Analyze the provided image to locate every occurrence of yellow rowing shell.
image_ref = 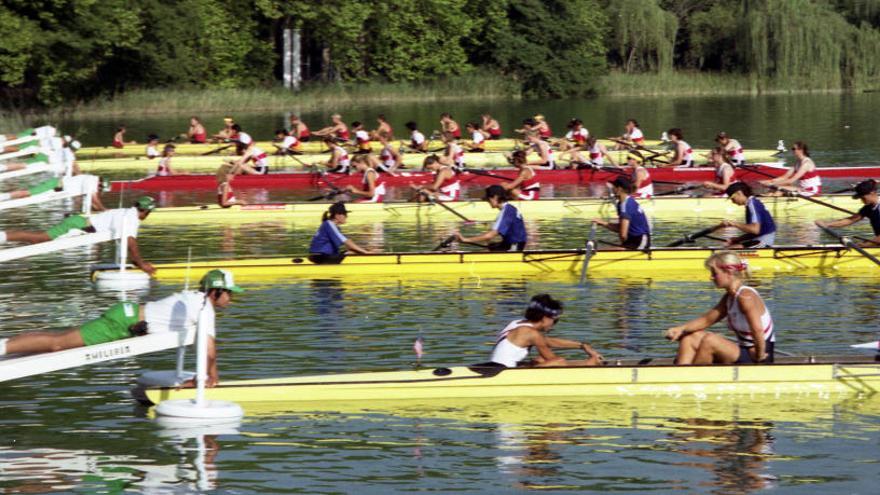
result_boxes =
[143,195,862,226]
[78,148,783,173]
[79,138,666,158]
[140,356,880,405]
[103,246,880,283]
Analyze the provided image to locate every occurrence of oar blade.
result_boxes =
[852,341,880,350]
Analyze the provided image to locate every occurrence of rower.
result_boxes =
[274,129,302,155]
[438,132,465,171]
[212,117,235,142]
[374,114,393,140]
[440,113,461,139]
[0,135,79,175]
[405,121,428,152]
[0,269,242,387]
[513,117,537,137]
[481,113,502,140]
[489,294,604,368]
[718,182,776,248]
[0,173,106,212]
[585,135,617,167]
[351,121,372,154]
[664,128,694,167]
[715,132,745,166]
[308,202,374,264]
[815,179,880,247]
[455,185,527,251]
[313,114,349,143]
[217,163,244,208]
[145,134,160,159]
[184,117,206,144]
[562,118,589,150]
[112,125,135,148]
[289,115,311,141]
[701,147,736,194]
[525,132,556,169]
[617,118,645,149]
[665,251,775,365]
[346,155,386,203]
[533,114,553,140]
[233,129,269,175]
[323,137,351,174]
[376,131,401,174]
[0,196,158,275]
[416,155,460,201]
[629,157,653,199]
[465,122,487,152]
[592,177,651,250]
[501,151,541,200]
[760,141,821,196]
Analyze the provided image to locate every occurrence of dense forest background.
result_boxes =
[2,0,880,106]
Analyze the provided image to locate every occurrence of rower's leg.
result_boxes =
[5,328,85,354]
[675,331,710,365]
[0,230,51,244]
[693,333,741,365]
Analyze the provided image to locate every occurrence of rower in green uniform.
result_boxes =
[455,185,527,251]
[0,174,107,212]
[815,179,880,247]
[0,269,242,386]
[0,196,157,275]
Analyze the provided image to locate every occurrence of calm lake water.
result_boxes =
[3,94,880,493]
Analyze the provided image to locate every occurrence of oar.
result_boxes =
[579,222,597,285]
[463,168,510,181]
[734,162,778,180]
[655,184,702,196]
[769,185,856,216]
[817,224,880,267]
[432,234,457,251]
[418,190,475,224]
[201,143,234,156]
[666,225,721,247]
[307,188,344,201]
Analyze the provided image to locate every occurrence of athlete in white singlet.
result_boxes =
[416,155,460,202]
[715,132,746,166]
[501,151,541,200]
[665,251,775,365]
[525,133,555,169]
[664,128,694,167]
[702,147,736,194]
[760,141,821,196]
[346,155,386,203]
[628,157,653,198]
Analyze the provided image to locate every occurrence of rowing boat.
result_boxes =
[111,163,803,192]
[79,148,784,174]
[142,195,861,225]
[92,245,880,282]
[78,138,666,158]
[137,355,880,405]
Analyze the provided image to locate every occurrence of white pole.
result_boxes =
[292,28,302,91]
[194,305,209,407]
[117,214,128,273]
[283,28,292,90]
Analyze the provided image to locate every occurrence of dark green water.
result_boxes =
[3,94,880,493]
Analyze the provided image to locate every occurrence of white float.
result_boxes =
[93,212,151,290]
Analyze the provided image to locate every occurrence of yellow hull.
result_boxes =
[78,148,782,173]
[102,246,880,283]
[141,358,880,405]
[144,195,862,226]
[79,138,665,158]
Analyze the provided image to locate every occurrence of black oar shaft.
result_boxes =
[666,225,719,247]
[819,225,880,267]
[772,186,856,216]
[419,191,474,223]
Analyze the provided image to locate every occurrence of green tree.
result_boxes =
[606,0,678,73]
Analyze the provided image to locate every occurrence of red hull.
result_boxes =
[111,165,879,192]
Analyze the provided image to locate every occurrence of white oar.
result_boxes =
[852,341,879,350]
[579,222,597,286]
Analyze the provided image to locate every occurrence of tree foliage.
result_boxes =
[2,0,880,106]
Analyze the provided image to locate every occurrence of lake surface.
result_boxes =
[3,94,880,493]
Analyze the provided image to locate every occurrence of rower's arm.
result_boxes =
[618,218,630,242]
[207,336,218,387]
[502,169,528,190]
[91,194,106,212]
[128,237,156,276]
[344,238,372,254]
[765,168,795,186]
[817,214,862,229]
[602,146,617,166]
[738,290,767,361]
[461,229,498,243]
[858,234,880,248]
[634,169,646,188]
[668,299,727,338]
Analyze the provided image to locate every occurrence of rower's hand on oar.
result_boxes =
[580,343,603,363]
[665,327,685,341]
[141,262,157,277]
[814,220,828,228]
[591,218,607,228]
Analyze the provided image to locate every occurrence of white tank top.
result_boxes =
[380,145,396,168]
[678,140,694,165]
[726,286,774,348]
[490,319,534,367]
[362,169,386,203]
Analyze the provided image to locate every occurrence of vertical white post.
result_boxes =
[292,29,302,91]
[194,306,209,407]
[117,214,128,272]
[283,28,292,90]
[82,192,93,215]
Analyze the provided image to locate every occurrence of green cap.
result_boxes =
[134,196,156,211]
[199,269,244,293]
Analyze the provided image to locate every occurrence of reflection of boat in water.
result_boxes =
[139,355,880,406]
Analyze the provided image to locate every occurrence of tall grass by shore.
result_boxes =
[3,70,879,129]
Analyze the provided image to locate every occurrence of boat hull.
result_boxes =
[141,358,880,405]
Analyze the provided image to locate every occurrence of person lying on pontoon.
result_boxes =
[489,294,604,368]
[665,252,775,365]
[0,270,241,387]
[0,196,157,275]
[0,173,106,212]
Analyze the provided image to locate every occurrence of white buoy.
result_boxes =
[776,140,787,153]
[155,310,243,421]
[93,214,150,290]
